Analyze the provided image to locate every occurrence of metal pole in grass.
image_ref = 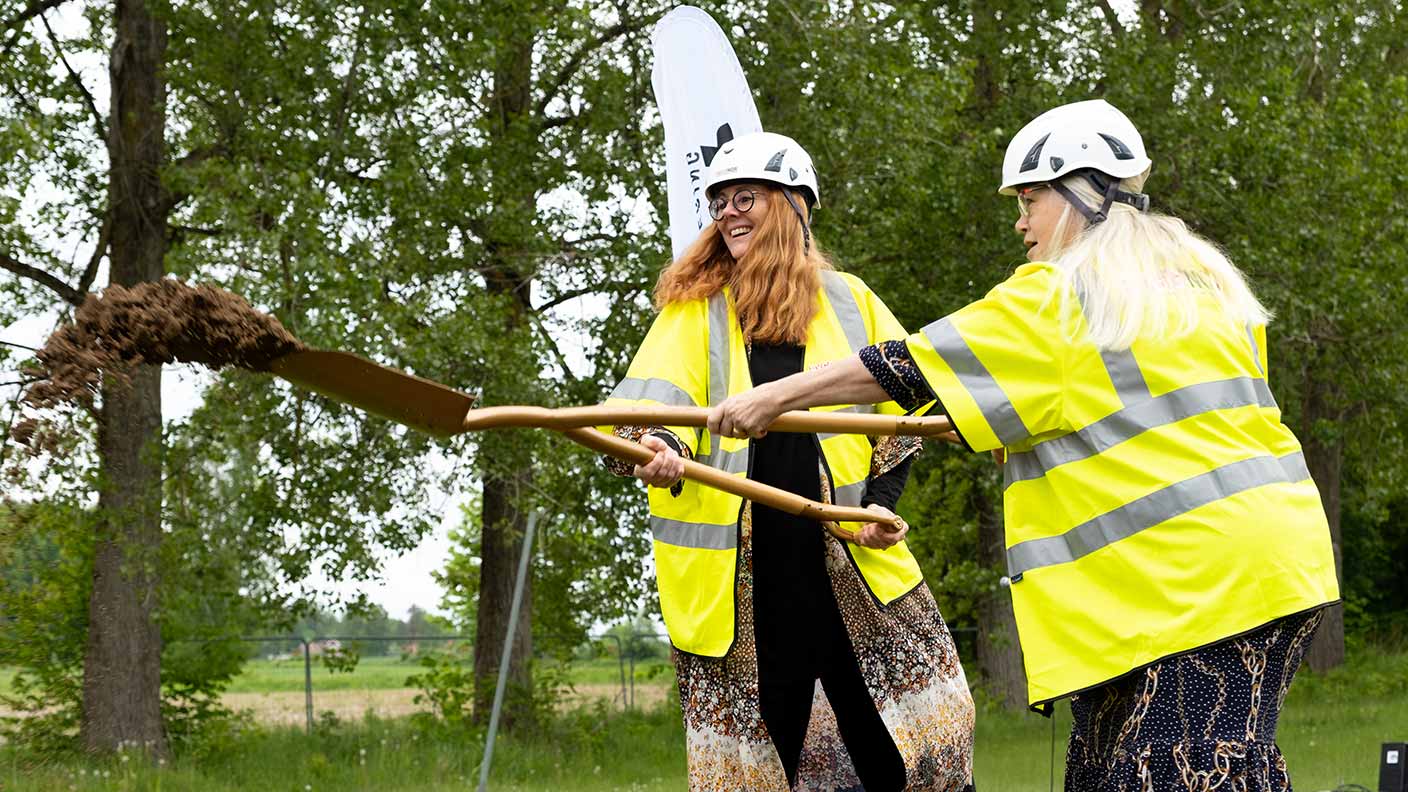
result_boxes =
[610,634,627,711]
[477,509,539,792]
[303,637,314,735]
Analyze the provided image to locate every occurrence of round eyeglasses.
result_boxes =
[709,189,758,220]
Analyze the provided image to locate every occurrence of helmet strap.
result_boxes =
[781,189,812,254]
[1050,171,1150,225]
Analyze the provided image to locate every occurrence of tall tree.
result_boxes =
[3,0,667,746]
[84,0,168,755]
[1,0,173,755]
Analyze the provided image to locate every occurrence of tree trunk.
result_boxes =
[82,0,169,757]
[975,476,1026,710]
[472,467,534,728]
[1302,379,1345,672]
[471,20,538,729]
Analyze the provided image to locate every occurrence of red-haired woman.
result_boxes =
[604,131,974,792]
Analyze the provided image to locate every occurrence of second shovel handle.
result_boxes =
[465,405,952,437]
[559,427,896,528]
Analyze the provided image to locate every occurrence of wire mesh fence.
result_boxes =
[170,625,978,734]
[171,631,647,733]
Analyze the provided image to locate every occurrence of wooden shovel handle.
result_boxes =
[559,427,897,528]
[465,405,952,437]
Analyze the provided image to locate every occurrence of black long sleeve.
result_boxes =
[861,453,914,512]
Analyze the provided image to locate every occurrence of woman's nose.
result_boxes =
[1014,214,1028,234]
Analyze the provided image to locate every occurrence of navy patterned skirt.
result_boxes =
[1065,608,1325,791]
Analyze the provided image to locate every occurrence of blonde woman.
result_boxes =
[709,102,1338,790]
[605,131,974,791]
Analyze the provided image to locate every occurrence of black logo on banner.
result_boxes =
[700,124,735,167]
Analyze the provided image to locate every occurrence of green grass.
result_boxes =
[4,647,1402,790]
[1274,643,1408,789]
[222,655,418,693]
[1,707,686,792]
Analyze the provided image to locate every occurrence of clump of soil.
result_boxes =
[19,280,305,413]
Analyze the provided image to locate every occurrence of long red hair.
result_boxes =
[653,186,833,345]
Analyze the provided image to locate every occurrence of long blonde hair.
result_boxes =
[654,186,833,344]
[1044,170,1270,351]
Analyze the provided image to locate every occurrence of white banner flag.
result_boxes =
[651,6,762,260]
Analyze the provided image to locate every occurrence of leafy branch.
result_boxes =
[533,7,665,119]
[0,250,85,306]
[38,10,106,141]
[534,281,645,314]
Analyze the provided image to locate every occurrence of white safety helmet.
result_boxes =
[999,99,1153,223]
[704,131,820,208]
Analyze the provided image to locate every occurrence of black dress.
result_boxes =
[748,342,911,792]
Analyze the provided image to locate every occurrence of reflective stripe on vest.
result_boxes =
[651,515,738,550]
[1073,286,1151,406]
[1246,323,1266,376]
[1098,346,1150,405]
[819,272,873,507]
[1004,376,1279,488]
[1006,451,1311,577]
[835,479,867,507]
[822,271,869,353]
[699,291,747,478]
[922,317,1030,444]
[609,376,698,407]
[707,292,731,408]
[695,445,750,475]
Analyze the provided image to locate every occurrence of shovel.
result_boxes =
[269,349,952,528]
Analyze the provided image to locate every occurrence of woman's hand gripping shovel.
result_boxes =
[268,349,953,530]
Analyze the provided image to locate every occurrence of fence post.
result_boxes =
[302,638,313,735]
[607,634,627,711]
[477,509,539,792]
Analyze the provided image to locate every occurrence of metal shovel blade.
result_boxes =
[268,349,476,437]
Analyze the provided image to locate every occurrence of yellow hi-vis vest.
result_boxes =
[905,261,1339,708]
[607,270,925,657]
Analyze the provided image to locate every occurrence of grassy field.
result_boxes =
[2,647,1402,790]
[0,654,674,698]
[210,654,672,694]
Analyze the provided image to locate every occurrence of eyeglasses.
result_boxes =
[709,189,758,220]
[1016,185,1048,218]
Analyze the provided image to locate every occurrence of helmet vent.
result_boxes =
[789,167,798,180]
[1019,133,1050,173]
[764,149,788,172]
[1050,156,1065,172]
[1098,133,1135,160]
